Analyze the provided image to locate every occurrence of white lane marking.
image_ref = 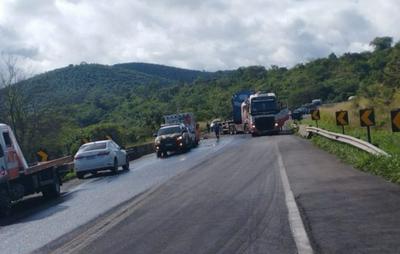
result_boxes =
[276,143,314,254]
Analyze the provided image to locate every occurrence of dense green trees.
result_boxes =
[1,37,400,161]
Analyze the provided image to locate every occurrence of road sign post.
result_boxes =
[335,110,349,134]
[391,109,400,132]
[360,108,375,143]
[310,109,320,128]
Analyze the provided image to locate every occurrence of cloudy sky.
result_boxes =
[0,0,399,73]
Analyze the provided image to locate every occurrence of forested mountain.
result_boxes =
[1,37,399,160]
[113,62,213,83]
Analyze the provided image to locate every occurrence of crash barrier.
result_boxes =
[305,126,390,157]
[126,142,155,160]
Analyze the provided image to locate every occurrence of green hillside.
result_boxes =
[1,37,399,161]
[113,62,213,83]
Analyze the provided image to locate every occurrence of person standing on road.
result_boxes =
[214,122,220,139]
[206,122,210,133]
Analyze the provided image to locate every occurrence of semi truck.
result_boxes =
[228,90,254,134]
[242,92,290,136]
[0,123,73,215]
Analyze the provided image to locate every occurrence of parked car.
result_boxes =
[74,140,129,179]
[155,124,192,157]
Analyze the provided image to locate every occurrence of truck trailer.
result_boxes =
[228,90,253,134]
[0,123,73,215]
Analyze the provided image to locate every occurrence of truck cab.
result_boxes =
[0,124,28,182]
[246,92,289,136]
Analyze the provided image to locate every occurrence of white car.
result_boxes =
[74,140,129,179]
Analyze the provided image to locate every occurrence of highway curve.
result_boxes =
[4,134,400,254]
[55,134,400,254]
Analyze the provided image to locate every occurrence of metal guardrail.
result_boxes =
[126,143,154,160]
[306,126,390,157]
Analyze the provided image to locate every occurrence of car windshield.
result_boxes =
[251,100,277,114]
[158,126,181,136]
[80,142,107,152]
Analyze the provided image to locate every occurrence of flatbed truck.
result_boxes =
[0,123,73,216]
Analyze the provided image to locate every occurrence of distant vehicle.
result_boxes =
[154,124,192,157]
[164,113,199,147]
[0,123,73,216]
[228,90,254,134]
[291,109,303,121]
[242,92,290,136]
[74,140,129,179]
[312,99,322,106]
[221,121,230,134]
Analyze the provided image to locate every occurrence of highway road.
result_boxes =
[2,134,400,253]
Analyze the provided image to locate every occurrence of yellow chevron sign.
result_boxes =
[336,111,349,126]
[37,150,48,162]
[360,108,375,127]
[391,109,400,132]
[310,109,320,120]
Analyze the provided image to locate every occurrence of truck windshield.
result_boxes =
[251,100,277,114]
[158,126,181,136]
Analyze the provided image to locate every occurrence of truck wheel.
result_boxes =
[123,158,130,171]
[157,151,162,158]
[42,177,61,199]
[112,158,118,174]
[0,192,12,216]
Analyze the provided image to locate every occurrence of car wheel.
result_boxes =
[76,172,85,179]
[157,151,162,158]
[112,158,118,174]
[123,158,130,171]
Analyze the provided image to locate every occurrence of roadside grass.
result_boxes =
[311,135,400,184]
[299,95,400,184]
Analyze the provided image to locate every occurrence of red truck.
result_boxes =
[0,123,73,215]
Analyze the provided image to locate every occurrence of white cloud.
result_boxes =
[0,0,399,73]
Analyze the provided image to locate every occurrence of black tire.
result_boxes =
[123,157,130,171]
[76,172,85,179]
[112,158,118,174]
[42,177,61,199]
[157,151,162,158]
[0,191,12,217]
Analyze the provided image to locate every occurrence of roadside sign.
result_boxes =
[360,108,375,127]
[310,109,320,121]
[359,108,375,143]
[37,149,49,162]
[310,109,320,127]
[335,111,349,126]
[391,109,400,132]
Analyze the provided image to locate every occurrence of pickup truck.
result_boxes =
[0,123,73,216]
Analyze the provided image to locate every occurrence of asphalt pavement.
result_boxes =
[3,134,400,254]
[0,137,237,254]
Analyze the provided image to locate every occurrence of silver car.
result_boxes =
[74,140,129,179]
